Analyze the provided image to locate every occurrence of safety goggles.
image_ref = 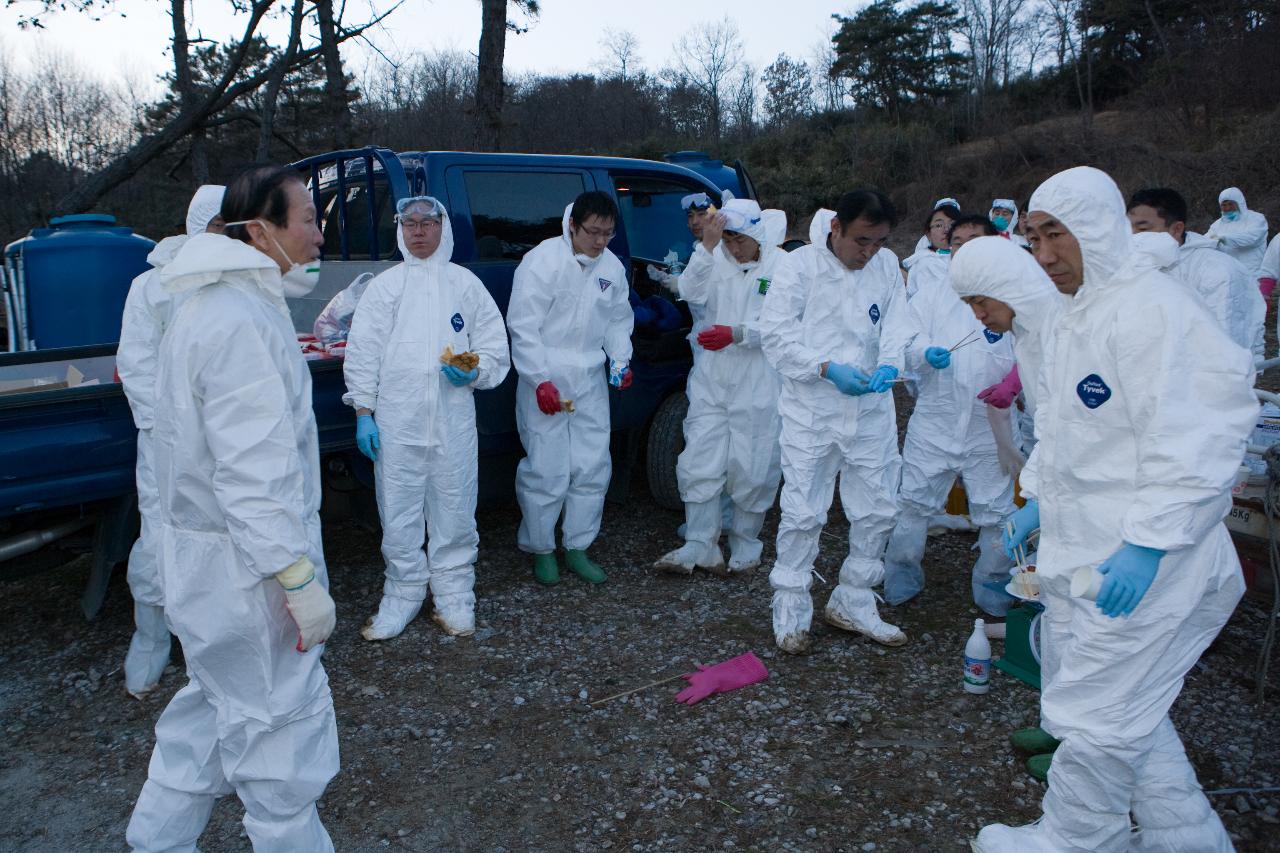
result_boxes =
[681,192,714,212]
[720,208,761,235]
[934,197,960,211]
[395,195,445,223]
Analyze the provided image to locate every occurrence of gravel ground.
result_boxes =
[1,475,1277,851]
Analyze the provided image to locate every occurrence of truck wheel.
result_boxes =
[646,391,687,511]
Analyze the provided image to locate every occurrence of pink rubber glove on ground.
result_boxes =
[674,652,769,705]
[1260,277,1277,301]
[977,365,1021,409]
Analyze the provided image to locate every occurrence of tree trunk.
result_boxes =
[315,0,352,149]
[257,0,305,161]
[475,0,507,151]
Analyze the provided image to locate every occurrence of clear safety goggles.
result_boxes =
[934,197,960,211]
[681,192,714,212]
[720,208,761,235]
[395,195,445,224]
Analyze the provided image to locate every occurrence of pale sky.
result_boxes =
[1,0,858,97]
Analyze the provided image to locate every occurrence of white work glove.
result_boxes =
[646,263,679,294]
[276,556,336,652]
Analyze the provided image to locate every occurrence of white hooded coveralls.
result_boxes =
[1173,231,1265,361]
[508,205,634,554]
[126,233,338,853]
[884,251,1018,614]
[990,198,1029,248]
[978,167,1255,853]
[675,201,789,565]
[343,212,510,619]
[1206,187,1269,276]
[758,210,918,643]
[116,184,224,696]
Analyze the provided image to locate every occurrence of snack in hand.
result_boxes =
[440,345,480,371]
[561,399,575,413]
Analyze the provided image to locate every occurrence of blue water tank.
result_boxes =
[4,214,155,349]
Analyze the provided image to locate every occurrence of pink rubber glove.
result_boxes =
[1260,277,1277,301]
[977,365,1021,409]
[674,651,769,705]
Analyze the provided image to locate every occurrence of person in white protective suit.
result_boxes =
[1261,232,1280,300]
[950,234,1068,771]
[989,198,1028,248]
[508,191,634,586]
[647,191,736,539]
[1128,187,1266,362]
[973,166,1256,853]
[342,196,511,641]
[883,233,1018,614]
[903,201,960,300]
[653,199,790,576]
[116,184,225,699]
[911,197,961,256]
[758,191,919,654]
[1206,186,1270,280]
[126,166,338,852]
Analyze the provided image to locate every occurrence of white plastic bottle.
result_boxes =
[964,618,992,694]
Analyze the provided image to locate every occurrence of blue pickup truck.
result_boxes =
[0,147,754,616]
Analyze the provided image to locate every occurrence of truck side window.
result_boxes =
[613,176,709,266]
[317,178,397,261]
[464,171,586,261]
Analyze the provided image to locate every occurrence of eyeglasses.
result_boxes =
[397,216,441,231]
[579,226,615,240]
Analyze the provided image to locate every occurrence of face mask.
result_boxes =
[937,248,951,256]
[228,218,321,297]
[1223,211,1240,222]
[991,216,1010,232]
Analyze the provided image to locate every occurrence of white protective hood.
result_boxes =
[949,235,1067,414]
[185,184,225,236]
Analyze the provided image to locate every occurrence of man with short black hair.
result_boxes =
[508,190,634,586]
[1127,187,1264,361]
[758,190,919,654]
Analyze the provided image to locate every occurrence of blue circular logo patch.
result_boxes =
[1076,374,1112,409]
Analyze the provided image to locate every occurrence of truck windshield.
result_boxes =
[612,175,709,266]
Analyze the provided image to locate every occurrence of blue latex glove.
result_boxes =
[441,364,478,387]
[1002,500,1040,560]
[925,347,951,369]
[826,362,871,396]
[868,364,899,392]
[355,413,380,461]
[1096,544,1164,618]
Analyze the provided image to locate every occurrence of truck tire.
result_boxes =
[646,391,688,511]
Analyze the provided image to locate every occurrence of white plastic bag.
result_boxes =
[986,403,1027,478]
[313,272,375,345]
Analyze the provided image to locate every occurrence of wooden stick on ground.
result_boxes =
[589,673,688,707]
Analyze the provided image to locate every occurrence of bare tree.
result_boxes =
[315,0,354,149]
[958,0,1028,94]
[810,18,851,112]
[728,64,757,137]
[52,0,399,214]
[672,17,745,142]
[1045,0,1093,129]
[597,28,641,80]
[256,0,306,161]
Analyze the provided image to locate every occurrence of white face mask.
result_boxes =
[228,218,321,297]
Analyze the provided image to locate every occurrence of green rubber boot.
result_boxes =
[565,549,607,584]
[533,553,560,586]
[1027,752,1053,782]
[1009,727,1061,754]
